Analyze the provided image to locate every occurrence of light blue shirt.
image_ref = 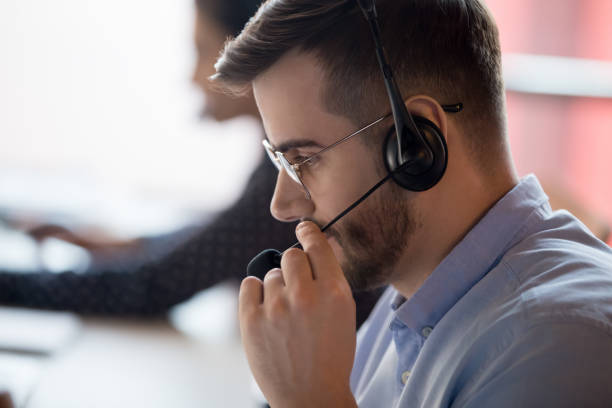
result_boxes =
[350,175,612,407]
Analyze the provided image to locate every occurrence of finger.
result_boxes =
[262,268,285,301]
[295,221,342,281]
[280,247,314,288]
[238,276,263,319]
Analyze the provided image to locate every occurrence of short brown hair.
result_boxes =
[213,0,505,155]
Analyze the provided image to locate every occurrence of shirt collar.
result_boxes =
[389,175,550,334]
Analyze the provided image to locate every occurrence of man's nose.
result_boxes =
[270,169,314,223]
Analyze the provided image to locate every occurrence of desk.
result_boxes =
[23,318,256,408]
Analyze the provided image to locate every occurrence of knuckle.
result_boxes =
[240,276,261,291]
[264,268,283,282]
[239,278,261,303]
[282,247,305,263]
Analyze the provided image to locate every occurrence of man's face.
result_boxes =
[253,51,421,291]
[192,11,256,121]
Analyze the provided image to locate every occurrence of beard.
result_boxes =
[322,182,418,292]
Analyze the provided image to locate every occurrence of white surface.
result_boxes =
[0,300,255,408]
[503,53,612,98]
[169,282,240,344]
[0,228,39,272]
[26,318,256,408]
[0,353,45,408]
[0,0,262,238]
[0,307,81,355]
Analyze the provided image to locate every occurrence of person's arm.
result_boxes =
[0,158,294,315]
[0,158,384,322]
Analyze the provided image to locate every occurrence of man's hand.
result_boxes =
[239,221,357,408]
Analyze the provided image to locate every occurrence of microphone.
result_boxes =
[246,172,394,279]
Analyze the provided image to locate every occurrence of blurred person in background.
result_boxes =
[0,0,384,327]
[0,0,608,326]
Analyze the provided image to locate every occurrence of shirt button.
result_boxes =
[421,326,433,338]
[401,370,411,385]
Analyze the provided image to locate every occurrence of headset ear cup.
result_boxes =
[383,115,448,191]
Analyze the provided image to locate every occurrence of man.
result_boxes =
[213,0,612,406]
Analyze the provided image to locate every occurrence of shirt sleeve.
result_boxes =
[455,321,612,408]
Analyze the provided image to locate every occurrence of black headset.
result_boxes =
[357,0,462,191]
[246,0,463,278]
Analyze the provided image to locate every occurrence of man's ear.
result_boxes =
[404,95,448,140]
[382,94,449,192]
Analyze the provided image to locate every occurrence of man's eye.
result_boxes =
[292,155,308,162]
[295,155,320,167]
[286,152,308,163]
[286,149,320,167]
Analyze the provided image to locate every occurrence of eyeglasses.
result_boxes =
[263,102,463,200]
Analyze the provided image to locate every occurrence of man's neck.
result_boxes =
[390,164,518,301]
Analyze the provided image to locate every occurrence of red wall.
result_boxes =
[486,0,612,226]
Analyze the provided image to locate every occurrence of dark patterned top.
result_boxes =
[0,158,382,328]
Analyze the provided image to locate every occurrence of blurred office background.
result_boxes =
[0,1,610,407]
[489,0,612,233]
[0,0,263,272]
[0,0,611,271]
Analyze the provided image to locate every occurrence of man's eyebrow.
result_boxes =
[268,138,325,153]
